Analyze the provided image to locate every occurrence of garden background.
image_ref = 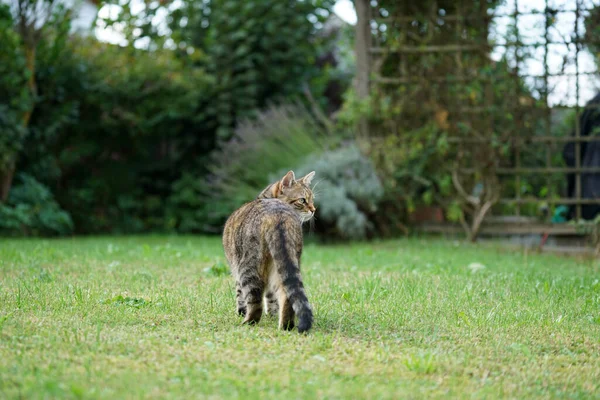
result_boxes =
[2,0,600,243]
[2,2,600,398]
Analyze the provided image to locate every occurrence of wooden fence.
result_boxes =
[355,0,600,236]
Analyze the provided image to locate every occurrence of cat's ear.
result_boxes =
[280,170,296,189]
[299,171,315,186]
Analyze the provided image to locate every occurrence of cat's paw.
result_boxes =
[242,308,262,325]
[279,319,295,331]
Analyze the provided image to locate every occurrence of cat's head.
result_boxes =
[261,170,316,222]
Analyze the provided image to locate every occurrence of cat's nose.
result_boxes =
[309,205,316,213]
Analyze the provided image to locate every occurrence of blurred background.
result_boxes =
[2,0,600,246]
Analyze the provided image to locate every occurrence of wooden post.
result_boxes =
[544,0,552,212]
[575,0,583,221]
[354,0,370,138]
[513,0,521,217]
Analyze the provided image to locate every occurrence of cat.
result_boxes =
[222,170,316,333]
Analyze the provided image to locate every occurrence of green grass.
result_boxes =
[1,236,599,399]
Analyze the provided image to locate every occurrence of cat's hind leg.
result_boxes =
[277,288,295,331]
[239,264,264,325]
[264,289,279,316]
[236,281,246,316]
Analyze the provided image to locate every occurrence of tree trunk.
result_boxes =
[23,45,37,127]
[0,160,16,202]
[469,200,495,243]
[354,0,370,139]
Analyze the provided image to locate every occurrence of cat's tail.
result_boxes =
[268,220,313,333]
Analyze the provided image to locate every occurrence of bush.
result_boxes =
[282,144,384,240]
[38,40,214,234]
[184,102,382,240]
[0,4,30,199]
[192,0,335,140]
[0,174,73,236]
[166,173,208,233]
[171,103,331,231]
[0,105,28,173]
[1,0,344,236]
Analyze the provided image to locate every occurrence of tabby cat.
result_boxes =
[222,170,316,333]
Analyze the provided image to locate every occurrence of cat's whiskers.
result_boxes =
[312,178,324,192]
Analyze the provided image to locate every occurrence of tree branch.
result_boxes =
[302,82,334,134]
[458,209,472,240]
[452,167,479,205]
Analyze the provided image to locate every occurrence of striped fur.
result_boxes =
[222,171,316,333]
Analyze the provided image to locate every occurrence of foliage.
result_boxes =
[174,103,330,232]
[584,4,600,62]
[0,4,29,189]
[165,173,207,233]
[183,101,380,239]
[0,32,215,235]
[0,174,73,236]
[287,144,384,240]
[496,107,573,219]
[205,0,335,139]
[98,0,336,140]
[48,40,213,233]
[0,4,29,117]
[0,4,27,100]
[19,14,86,186]
[361,121,451,237]
[311,17,356,115]
[350,0,564,240]
[0,0,73,201]
[0,105,28,173]
[0,0,346,237]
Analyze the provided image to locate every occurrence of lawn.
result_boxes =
[0,236,599,399]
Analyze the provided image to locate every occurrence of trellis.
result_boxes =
[355,0,600,239]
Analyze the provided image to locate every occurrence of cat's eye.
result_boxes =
[299,198,306,204]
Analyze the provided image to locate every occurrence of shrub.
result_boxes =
[46,40,214,233]
[181,102,382,239]
[190,0,335,140]
[170,103,331,232]
[0,105,27,174]
[0,174,73,236]
[166,173,208,233]
[0,4,30,200]
[1,0,343,236]
[281,144,384,240]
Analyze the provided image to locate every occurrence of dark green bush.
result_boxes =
[166,173,209,233]
[1,0,344,236]
[206,0,335,139]
[37,40,214,233]
[0,174,73,236]
[0,4,30,199]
